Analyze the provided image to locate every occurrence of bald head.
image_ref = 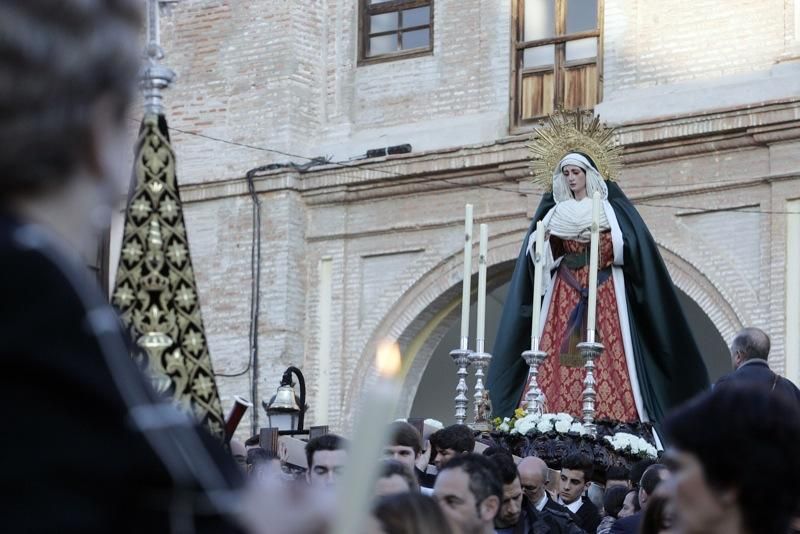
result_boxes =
[731,327,770,369]
[518,456,549,503]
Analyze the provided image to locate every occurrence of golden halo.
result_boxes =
[527,109,622,191]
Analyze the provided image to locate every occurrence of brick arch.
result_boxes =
[657,243,743,343]
[339,228,525,428]
[341,231,743,427]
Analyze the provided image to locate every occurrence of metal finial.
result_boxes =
[141,0,176,115]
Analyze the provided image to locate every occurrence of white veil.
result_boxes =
[551,153,608,202]
[543,153,610,241]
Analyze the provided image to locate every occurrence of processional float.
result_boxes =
[450,110,659,470]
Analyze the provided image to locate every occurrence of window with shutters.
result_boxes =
[511,0,602,128]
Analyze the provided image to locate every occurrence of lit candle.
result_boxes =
[332,341,402,534]
[530,221,545,351]
[476,224,488,352]
[586,191,601,343]
[460,204,473,351]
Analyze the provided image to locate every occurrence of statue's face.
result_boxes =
[562,165,587,199]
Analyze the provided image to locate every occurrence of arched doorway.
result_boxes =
[409,270,731,425]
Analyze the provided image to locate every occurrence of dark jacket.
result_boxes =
[609,511,641,534]
[716,359,800,408]
[541,495,587,533]
[569,496,601,534]
[508,496,583,534]
[0,214,244,533]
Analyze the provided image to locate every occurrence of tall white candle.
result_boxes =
[531,221,545,351]
[460,204,473,350]
[476,224,488,352]
[586,191,601,343]
[332,341,402,534]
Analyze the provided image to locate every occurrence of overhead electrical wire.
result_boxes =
[144,118,800,216]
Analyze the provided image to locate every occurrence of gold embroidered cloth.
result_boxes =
[112,114,225,438]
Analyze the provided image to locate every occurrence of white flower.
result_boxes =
[424,418,444,430]
[514,413,539,435]
[555,412,573,422]
[605,432,658,459]
[569,422,588,436]
[536,419,554,433]
[510,427,519,435]
[498,422,510,433]
[515,418,535,435]
[554,419,572,433]
[540,413,556,422]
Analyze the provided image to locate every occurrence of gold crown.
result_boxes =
[527,109,622,191]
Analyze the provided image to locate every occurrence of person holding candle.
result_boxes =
[487,111,709,431]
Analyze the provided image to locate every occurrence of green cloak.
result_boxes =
[486,181,710,427]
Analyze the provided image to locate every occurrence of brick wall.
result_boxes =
[604,0,787,96]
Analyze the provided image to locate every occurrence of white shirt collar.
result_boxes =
[535,493,548,511]
[559,496,583,514]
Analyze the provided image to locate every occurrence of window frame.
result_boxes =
[509,0,604,131]
[358,0,434,65]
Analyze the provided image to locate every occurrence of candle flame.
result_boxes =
[376,340,401,378]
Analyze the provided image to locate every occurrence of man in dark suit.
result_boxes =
[715,327,800,407]
[518,456,586,533]
[610,464,669,534]
[490,453,581,534]
[557,453,601,533]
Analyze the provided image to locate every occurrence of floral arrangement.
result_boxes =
[604,432,658,459]
[492,410,590,437]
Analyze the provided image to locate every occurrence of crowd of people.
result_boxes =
[223,327,800,534]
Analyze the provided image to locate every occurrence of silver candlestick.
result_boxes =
[577,340,604,437]
[470,339,493,431]
[521,345,548,417]
[450,337,472,425]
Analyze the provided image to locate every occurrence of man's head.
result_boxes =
[247,448,282,482]
[605,465,631,490]
[637,464,669,509]
[0,1,141,249]
[730,327,770,369]
[489,453,524,530]
[384,421,422,473]
[629,458,655,491]
[665,383,800,534]
[375,459,419,497]
[433,454,501,534]
[603,485,630,520]
[559,453,593,505]
[517,456,549,504]
[620,489,638,517]
[430,424,475,470]
[244,435,261,450]
[305,434,347,488]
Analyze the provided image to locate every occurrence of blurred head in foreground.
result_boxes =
[375,459,419,497]
[0,0,140,252]
[664,383,800,534]
[368,492,453,534]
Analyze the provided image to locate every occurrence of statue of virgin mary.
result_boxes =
[486,111,710,428]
